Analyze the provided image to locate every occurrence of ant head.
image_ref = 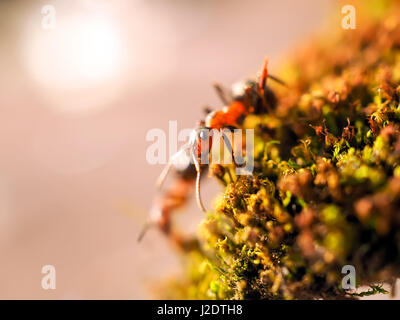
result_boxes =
[190,124,212,146]
[196,119,206,127]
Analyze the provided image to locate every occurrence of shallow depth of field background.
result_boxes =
[0,0,394,299]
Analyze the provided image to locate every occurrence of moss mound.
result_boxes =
[167,0,400,299]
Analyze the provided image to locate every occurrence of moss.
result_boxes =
[166,0,400,299]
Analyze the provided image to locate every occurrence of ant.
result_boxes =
[138,58,285,250]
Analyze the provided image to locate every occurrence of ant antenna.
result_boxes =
[203,106,213,115]
[191,149,207,213]
[155,127,245,215]
[191,129,244,214]
[195,169,206,213]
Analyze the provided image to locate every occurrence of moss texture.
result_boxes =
[166,0,400,299]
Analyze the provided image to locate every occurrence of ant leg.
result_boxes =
[138,211,198,251]
[156,144,190,189]
[213,82,233,106]
[267,74,287,86]
[259,57,269,93]
[137,221,155,242]
[137,203,167,242]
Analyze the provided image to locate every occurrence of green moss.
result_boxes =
[166,0,400,299]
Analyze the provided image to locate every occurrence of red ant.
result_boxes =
[138,58,284,250]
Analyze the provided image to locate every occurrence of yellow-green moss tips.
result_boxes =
[166,0,400,299]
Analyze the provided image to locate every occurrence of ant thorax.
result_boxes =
[189,127,214,166]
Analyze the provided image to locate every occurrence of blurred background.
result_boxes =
[0,0,365,299]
